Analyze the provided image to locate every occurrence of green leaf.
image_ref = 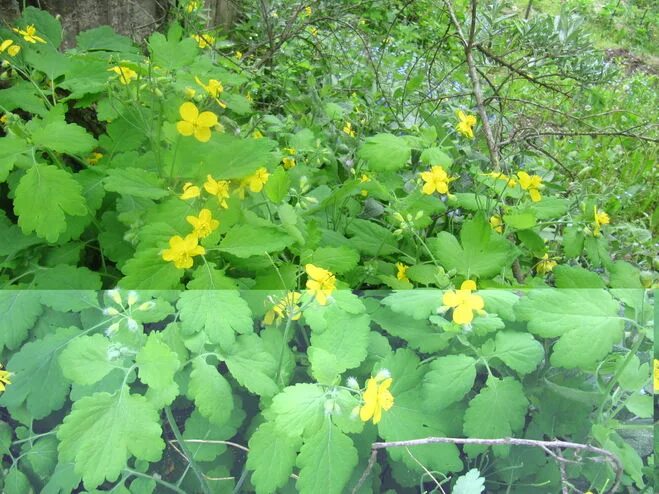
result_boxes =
[3,468,31,494]
[42,463,81,494]
[103,168,169,199]
[57,387,164,489]
[136,333,180,390]
[453,469,486,494]
[0,81,48,116]
[422,355,476,410]
[503,211,537,230]
[372,306,451,353]
[429,214,518,278]
[309,246,360,274]
[515,289,624,368]
[119,248,184,289]
[463,377,529,457]
[148,31,197,70]
[380,290,442,320]
[420,147,452,167]
[224,334,278,397]
[0,327,79,419]
[358,133,411,171]
[553,265,606,288]
[0,137,31,182]
[14,165,88,242]
[247,422,301,494]
[59,334,114,385]
[76,26,138,52]
[20,7,63,47]
[0,291,43,351]
[178,291,253,349]
[563,226,584,258]
[346,219,397,256]
[489,331,544,375]
[296,421,358,494]
[264,167,291,203]
[309,309,370,373]
[34,265,102,293]
[608,260,642,288]
[183,407,245,462]
[31,119,97,155]
[219,224,294,258]
[188,357,234,426]
[271,383,327,437]
[22,435,58,479]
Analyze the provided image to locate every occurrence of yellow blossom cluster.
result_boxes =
[108,65,138,85]
[441,280,485,325]
[456,110,477,138]
[359,370,394,424]
[161,207,219,269]
[264,291,303,325]
[420,165,454,196]
[305,264,336,305]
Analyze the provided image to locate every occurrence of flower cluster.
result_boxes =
[264,291,303,325]
[517,171,543,202]
[593,206,610,237]
[102,290,155,336]
[456,110,477,138]
[108,65,138,85]
[161,207,219,270]
[535,253,558,275]
[0,39,21,57]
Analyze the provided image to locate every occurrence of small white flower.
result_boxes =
[107,289,122,305]
[346,376,359,389]
[374,368,391,381]
[126,318,139,332]
[127,291,139,306]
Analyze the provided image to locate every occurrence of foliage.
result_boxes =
[0,287,654,492]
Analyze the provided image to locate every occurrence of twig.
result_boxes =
[352,436,623,494]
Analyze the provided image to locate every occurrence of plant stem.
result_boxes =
[124,468,187,494]
[164,407,212,494]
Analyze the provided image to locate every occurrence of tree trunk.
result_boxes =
[34,0,167,48]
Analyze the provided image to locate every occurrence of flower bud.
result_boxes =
[107,289,122,305]
[127,291,138,306]
[103,307,120,316]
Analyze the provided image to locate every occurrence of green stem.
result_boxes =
[275,314,294,385]
[124,468,187,494]
[164,407,212,494]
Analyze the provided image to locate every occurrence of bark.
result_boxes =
[209,0,238,30]
[0,0,19,21]
[34,0,167,48]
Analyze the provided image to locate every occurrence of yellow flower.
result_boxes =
[234,50,243,60]
[359,173,371,183]
[420,165,452,195]
[535,253,557,275]
[176,102,218,142]
[87,152,103,165]
[243,167,270,193]
[342,121,356,137]
[359,375,394,425]
[304,6,312,16]
[517,171,543,202]
[654,359,659,392]
[180,182,201,200]
[305,264,336,305]
[395,262,409,282]
[192,33,215,49]
[203,175,230,208]
[282,157,296,170]
[490,215,503,233]
[162,234,205,269]
[264,291,303,325]
[13,25,45,44]
[186,208,219,239]
[184,87,196,98]
[593,206,610,237]
[0,39,21,56]
[0,114,8,125]
[108,65,138,85]
[252,130,264,139]
[284,147,297,155]
[308,26,318,37]
[195,76,227,108]
[0,363,11,392]
[185,0,202,12]
[442,280,485,325]
[456,110,477,139]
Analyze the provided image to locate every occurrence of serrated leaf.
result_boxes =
[22,435,58,479]
[103,168,169,199]
[553,265,606,288]
[119,248,184,289]
[183,407,244,462]
[309,246,360,274]
[428,214,518,278]
[218,224,294,258]
[453,468,485,494]
[309,310,370,373]
[188,357,234,426]
[0,136,31,182]
[76,26,139,52]
[57,387,164,489]
[3,468,31,494]
[0,327,79,419]
[178,291,252,349]
[358,133,411,171]
[490,332,544,374]
[463,377,529,457]
[41,462,81,494]
[271,383,327,437]
[515,289,624,369]
[247,422,301,494]
[14,165,88,242]
[296,421,358,494]
[136,333,180,390]
[32,119,97,155]
[372,306,451,353]
[380,290,442,320]
[224,333,278,396]
[346,218,397,256]
[59,334,114,385]
[0,291,43,351]
[423,355,476,410]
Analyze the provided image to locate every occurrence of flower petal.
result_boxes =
[194,126,212,142]
[197,111,218,127]
[179,102,199,122]
[176,121,194,137]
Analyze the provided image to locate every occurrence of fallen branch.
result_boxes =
[351,436,623,494]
